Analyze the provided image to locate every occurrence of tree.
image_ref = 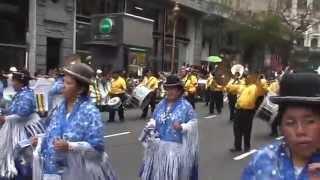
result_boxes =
[275,0,320,43]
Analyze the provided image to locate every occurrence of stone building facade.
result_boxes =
[28,0,76,75]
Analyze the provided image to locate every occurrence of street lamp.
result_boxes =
[170,2,180,73]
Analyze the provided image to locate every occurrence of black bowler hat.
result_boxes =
[63,63,94,84]
[270,73,320,104]
[12,70,33,82]
[164,75,184,89]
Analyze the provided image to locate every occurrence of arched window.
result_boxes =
[311,38,318,48]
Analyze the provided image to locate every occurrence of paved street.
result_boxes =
[103,102,277,180]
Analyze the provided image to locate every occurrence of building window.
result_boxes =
[313,0,320,11]
[298,0,308,9]
[0,0,28,71]
[281,0,292,9]
[311,38,318,48]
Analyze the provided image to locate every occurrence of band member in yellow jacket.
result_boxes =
[228,74,260,152]
[226,72,245,121]
[208,73,224,114]
[182,69,198,109]
[140,69,159,119]
[205,72,214,106]
[108,70,127,122]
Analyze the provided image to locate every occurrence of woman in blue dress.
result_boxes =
[140,75,199,180]
[32,63,117,180]
[242,73,320,180]
[0,70,44,180]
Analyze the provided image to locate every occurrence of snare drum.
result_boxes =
[130,86,152,109]
[107,97,122,110]
[255,93,278,123]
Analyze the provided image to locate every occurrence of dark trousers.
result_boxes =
[141,91,156,118]
[233,109,255,150]
[209,91,223,114]
[205,89,210,105]
[109,93,125,122]
[185,93,196,109]
[227,93,237,121]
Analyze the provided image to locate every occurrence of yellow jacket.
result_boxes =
[183,74,198,94]
[110,76,127,95]
[229,83,259,110]
[208,78,224,91]
[268,80,280,94]
[206,75,213,90]
[255,79,268,97]
[143,76,159,91]
[226,78,245,95]
[236,84,259,110]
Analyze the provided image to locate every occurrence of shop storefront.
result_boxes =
[87,13,154,75]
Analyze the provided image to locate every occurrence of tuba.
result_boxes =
[231,64,244,78]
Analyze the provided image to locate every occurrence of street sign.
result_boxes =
[99,17,113,34]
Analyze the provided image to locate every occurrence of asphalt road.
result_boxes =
[103,102,276,180]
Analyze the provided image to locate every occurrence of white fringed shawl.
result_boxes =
[140,119,199,180]
[33,139,118,180]
[0,113,44,178]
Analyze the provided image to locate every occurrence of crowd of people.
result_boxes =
[0,53,319,180]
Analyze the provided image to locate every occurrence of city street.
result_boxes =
[104,102,277,180]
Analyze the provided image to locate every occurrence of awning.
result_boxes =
[83,41,118,47]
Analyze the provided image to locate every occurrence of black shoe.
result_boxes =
[108,120,115,123]
[244,148,251,153]
[119,119,125,122]
[229,148,242,153]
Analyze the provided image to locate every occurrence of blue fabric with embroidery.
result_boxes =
[40,95,104,174]
[242,140,320,180]
[8,86,36,117]
[0,81,4,99]
[48,77,64,111]
[153,97,196,143]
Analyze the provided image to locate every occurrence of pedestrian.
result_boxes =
[212,74,224,114]
[226,72,245,121]
[108,70,127,122]
[139,75,199,180]
[183,68,198,109]
[0,69,44,180]
[48,54,81,112]
[32,63,117,180]
[48,70,64,112]
[229,74,259,152]
[90,69,108,112]
[140,69,159,119]
[207,72,216,114]
[0,74,6,99]
[242,73,320,179]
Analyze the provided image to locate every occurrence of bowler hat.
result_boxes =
[270,73,320,104]
[63,63,94,84]
[164,75,183,89]
[12,70,33,82]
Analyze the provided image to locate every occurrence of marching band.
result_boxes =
[0,52,307,180]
